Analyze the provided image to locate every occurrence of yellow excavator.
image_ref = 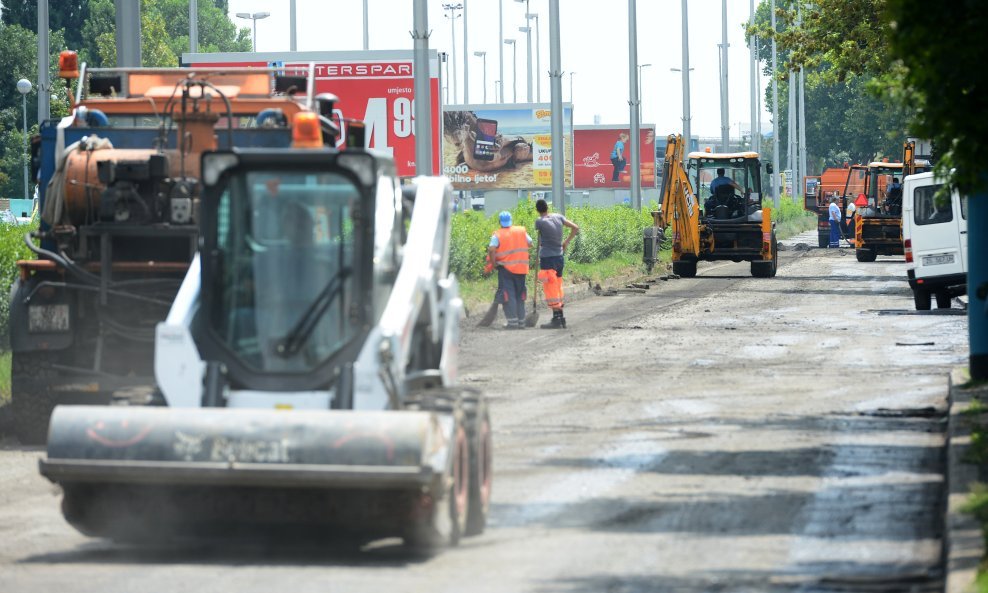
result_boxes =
[644,134,776,278]
[851,140,930,262]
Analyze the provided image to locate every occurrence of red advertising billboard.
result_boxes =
[184,50,441,177]
[573,126,656,189]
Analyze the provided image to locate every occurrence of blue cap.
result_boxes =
[499,211,512,227]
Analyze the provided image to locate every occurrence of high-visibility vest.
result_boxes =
[494,226,529,274]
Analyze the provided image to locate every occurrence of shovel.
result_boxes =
[524,233,541,328]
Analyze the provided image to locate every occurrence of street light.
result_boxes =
[16,78,32,201]
[474,50,488,103]
[526,12,540,102]
[442,3,463,104]
[504,38,517,102]
[514,0,532,103]
[671,65,695,154]
[569,71,575,103]
[494,79,501,103]
[637,63,651,123]
[235,11,270,52]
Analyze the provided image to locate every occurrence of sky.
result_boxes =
[225,0,774,140]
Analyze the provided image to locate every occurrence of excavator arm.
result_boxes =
[659,134,701,261]
[902,140,916,177]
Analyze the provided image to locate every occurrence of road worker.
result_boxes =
[488,211,532,329]
[534,199,579,329]
[828,196,842,248]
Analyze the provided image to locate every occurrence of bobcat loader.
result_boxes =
[39,109,491,548]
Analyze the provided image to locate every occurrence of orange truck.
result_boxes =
[804,165,866,248]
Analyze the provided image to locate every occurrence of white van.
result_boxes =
[902,172,967,310]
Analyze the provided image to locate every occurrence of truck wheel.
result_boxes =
[935,291,952,309]
[913,288,932,311]
[769,235,779,278]
[464,396,492,536]
[818,232,828,249]
[672,260,696,278]
[750,260,773,278]
[11,351,58,445]
[856,248,877,262]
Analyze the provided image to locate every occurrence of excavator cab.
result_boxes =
[688,153,762,222]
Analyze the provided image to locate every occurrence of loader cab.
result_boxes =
[687,152,762,220]
[865,163,904,215]
[195,148,384,392]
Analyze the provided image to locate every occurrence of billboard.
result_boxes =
[183,50,442,177]
[442,104,573,190]
[573,125,656,189]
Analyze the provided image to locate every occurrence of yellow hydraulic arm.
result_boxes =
[658,134,701,261]
[902,140,916,177]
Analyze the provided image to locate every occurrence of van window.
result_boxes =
[914,184,952,226]
[960,195,967,220]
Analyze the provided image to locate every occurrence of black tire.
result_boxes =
[751,260,773,278]
[11,351,58,445]
[856,248,877,262]
[818,231,828,249]
[913,288,932,311]
[935,291,952,309]
[769,234,779,278]
[402,397,469,549]
[464,396,492,537]
[672,259,697,278]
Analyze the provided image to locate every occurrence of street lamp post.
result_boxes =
[569,71,575,103]
[637,63,651,123]
[442,3,463,104]
[677,0,692,159]
[235,11,271,52]
[504,38,517,102]
[519,26,533,102]
[494,80,501,103]
[17,79,32,201]
[526,12,540,102]
[514,0,532,102]
[474,51,488,103]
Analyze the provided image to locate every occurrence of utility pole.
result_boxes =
[412,0,433,175]
[680,0,692,158]
[569,71,575,103]
[527,12,541,102]
[463,0,469,103]
[442,4,462,104]
[548,0,565,214]
[474,51,487,103]
[362,0,368,50]
[720,0,730,152]
[788,70,796,198]
[749,0,758,154]
[628,0,642,210]
[798,2,808,184]
[499,0,505,103]
[37,0,50,123]
[190,0,198,53]
[517,0,532,102]
[771,0,780,208]
[292,0,298,51]
[114,0,141,67]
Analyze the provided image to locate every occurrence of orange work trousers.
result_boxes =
[538,269,564,311]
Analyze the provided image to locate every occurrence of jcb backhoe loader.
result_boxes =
[644,134,776,278]
[39,78,491,548]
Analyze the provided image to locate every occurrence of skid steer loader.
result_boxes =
[39,109,492,548]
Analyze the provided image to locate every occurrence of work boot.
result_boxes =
[540,310,565,330]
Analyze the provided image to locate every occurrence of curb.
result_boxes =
[945,366,986,593]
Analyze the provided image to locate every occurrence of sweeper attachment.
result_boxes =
[40,147,492,547]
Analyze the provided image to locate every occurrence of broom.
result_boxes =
[477,254,500,327]
[524,233,541,327]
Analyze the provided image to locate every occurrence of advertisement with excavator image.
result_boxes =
[442,104,573,190]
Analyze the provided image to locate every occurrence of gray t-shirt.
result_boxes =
[535,213,567,257]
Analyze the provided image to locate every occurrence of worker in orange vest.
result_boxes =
[487,211,532,329]
[534,199,579,329]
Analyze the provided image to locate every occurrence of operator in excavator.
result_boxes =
[706,168,744,215]
[488,211,532,330]
[884,177,903,215]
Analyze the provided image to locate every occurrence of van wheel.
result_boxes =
[935,291,952,309]
[913,288,931,311]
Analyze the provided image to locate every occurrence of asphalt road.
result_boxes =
[0,231,968,593]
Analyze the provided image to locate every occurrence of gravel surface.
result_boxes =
[0,231,966,593]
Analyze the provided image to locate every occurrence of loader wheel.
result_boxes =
[403,405,469,549]
[11,351,58,445]
[856,248,877,262]
[464,396,492,536]
[672,260,696,278]
[818,231,828,249]
[913,287,932,311]
[935,291,952,309]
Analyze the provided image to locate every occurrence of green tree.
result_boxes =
[0,0,89,51]
[155,0,251,58]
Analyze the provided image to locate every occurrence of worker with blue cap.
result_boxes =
[487,211,532,329]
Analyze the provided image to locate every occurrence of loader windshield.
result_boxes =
[210,169,360,373]
[688,156,761,204]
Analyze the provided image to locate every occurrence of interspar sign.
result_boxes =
[442,104,573,190]
[573,126,656,189]
[183,50,441,177]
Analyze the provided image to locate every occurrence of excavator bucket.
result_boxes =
[40,405,461,542]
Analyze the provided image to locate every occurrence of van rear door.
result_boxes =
[958,192,968,274]
[910,180,964,281]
